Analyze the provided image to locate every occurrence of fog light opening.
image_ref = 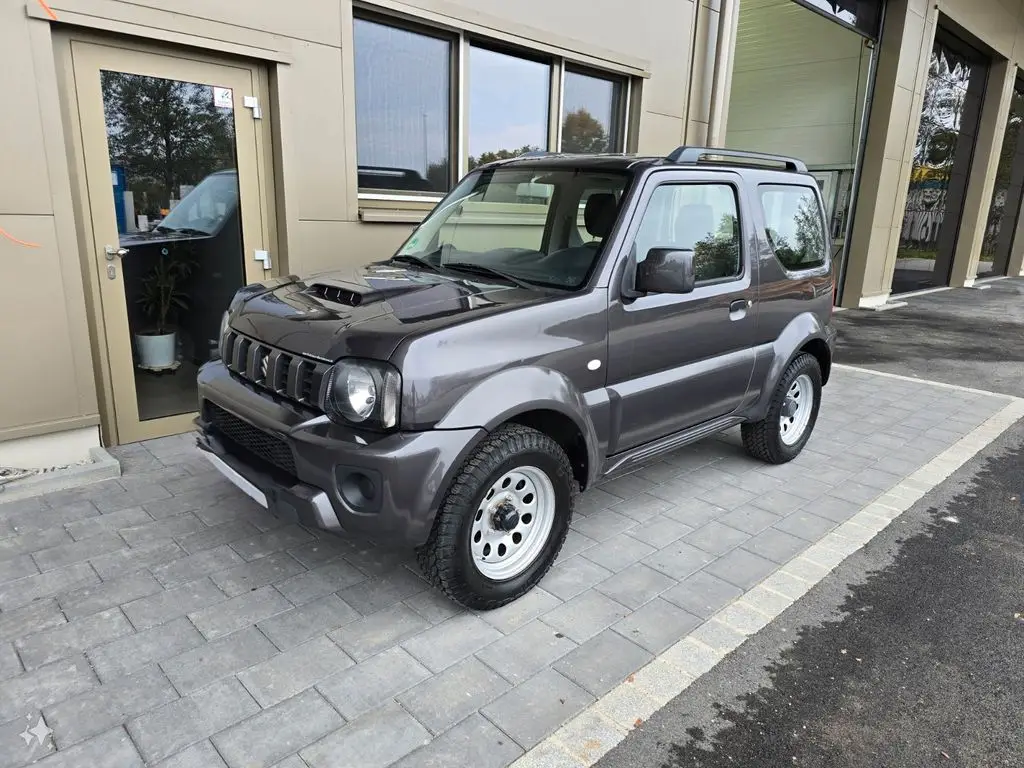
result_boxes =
[338,471,378,512]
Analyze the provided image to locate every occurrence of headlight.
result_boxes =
[322,359,401,429]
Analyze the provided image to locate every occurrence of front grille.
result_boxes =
[205,402,297,478]
[222,331,330,408]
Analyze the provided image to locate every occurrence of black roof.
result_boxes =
[482,146,808,175]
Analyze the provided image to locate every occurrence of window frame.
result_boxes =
[559,64,629,154]
[757,182,831,275]
[351,10,460,201]
[465,39,555,170]
[352,9,634,203]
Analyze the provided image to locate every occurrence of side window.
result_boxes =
[633,183,741,283]
[758,184,827,271]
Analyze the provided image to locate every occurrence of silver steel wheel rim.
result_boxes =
[780,374,814,446]
[471,466,556,581]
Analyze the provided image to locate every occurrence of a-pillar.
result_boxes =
[948,59,1018,287]
[840,0,937,308]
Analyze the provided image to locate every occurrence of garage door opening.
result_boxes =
[724,0,881,304]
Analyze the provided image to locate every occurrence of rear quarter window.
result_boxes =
[758,184,827,271]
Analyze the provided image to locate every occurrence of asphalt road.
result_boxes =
[833,277,1024,398]
[597,282,1024,768]
[597,414,1024,768]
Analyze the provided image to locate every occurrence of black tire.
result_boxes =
[742,353,822,465]
[416,424,577,610]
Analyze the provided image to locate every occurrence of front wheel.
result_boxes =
[742,353,822,464]
[416,424,576,610]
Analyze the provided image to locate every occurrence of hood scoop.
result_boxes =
[304,276,435,308]
[306,282,363,307]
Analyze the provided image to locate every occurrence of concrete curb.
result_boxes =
[0,447,121,504]
[510,391,1024,767]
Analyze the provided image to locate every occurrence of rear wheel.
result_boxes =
[416,424,576,610]
[742,353,822,464]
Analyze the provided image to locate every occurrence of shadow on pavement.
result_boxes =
[834,278,1024,398]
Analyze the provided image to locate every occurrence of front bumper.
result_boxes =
[195,360,485,547]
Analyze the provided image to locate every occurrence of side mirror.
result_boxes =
[635,248,695,294]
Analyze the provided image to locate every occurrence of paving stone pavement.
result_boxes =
[0,367,1012,767]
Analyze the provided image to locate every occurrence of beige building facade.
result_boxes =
[0,0,1022,466]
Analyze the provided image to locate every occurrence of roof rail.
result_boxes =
[518,150,554,158]
[665,146,807,173]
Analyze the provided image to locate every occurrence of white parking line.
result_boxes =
[511,391,1024,768]
[832,363,1024,402]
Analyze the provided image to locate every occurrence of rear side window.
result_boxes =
[758,184,827,271]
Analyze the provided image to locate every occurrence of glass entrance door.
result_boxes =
[70,42,272,443]
[979,79,1024,279]
[893,31,989,295]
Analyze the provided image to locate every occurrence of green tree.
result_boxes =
[561,108,609,154]
[102,73,235,218]
[468,145,540,171]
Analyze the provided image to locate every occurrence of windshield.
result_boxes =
[395,167,630,289]
[157,171,238,235]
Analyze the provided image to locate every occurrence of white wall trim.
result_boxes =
[857,292,892,308]
[0,425,101,469]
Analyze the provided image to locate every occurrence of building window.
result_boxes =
[561,69,626,154]
[353,18,453,195]
[759,184,827,271]
[468,46,551,169]
[634,184,742,283]
[353,14,632,198]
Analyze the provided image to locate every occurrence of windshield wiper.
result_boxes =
[390,254,441,272]
[443,262,535,289]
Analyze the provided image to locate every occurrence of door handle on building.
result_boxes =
[104,245,129,261]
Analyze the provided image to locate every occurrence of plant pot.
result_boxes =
[135,330,177,370]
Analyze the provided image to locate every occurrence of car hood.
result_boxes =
[228,261,555,362]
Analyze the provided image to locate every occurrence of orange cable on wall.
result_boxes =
[36,0,58,21]
[0,228,42,248]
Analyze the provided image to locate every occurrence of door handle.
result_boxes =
[104,245,129,261]
[729,298,751,321]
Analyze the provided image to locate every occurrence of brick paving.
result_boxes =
[0,367,1012,767]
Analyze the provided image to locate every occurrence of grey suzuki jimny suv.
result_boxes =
[196,146,837,609]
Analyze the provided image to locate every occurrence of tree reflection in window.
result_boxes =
[760,186,826,271]
[979,83,1024,276]
[692,214,741,281]
[633,183,742,283]
[101,72,236,223]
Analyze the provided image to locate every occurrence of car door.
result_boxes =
[605,170,758,453]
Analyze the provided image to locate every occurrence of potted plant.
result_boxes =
[135,250,194,370]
